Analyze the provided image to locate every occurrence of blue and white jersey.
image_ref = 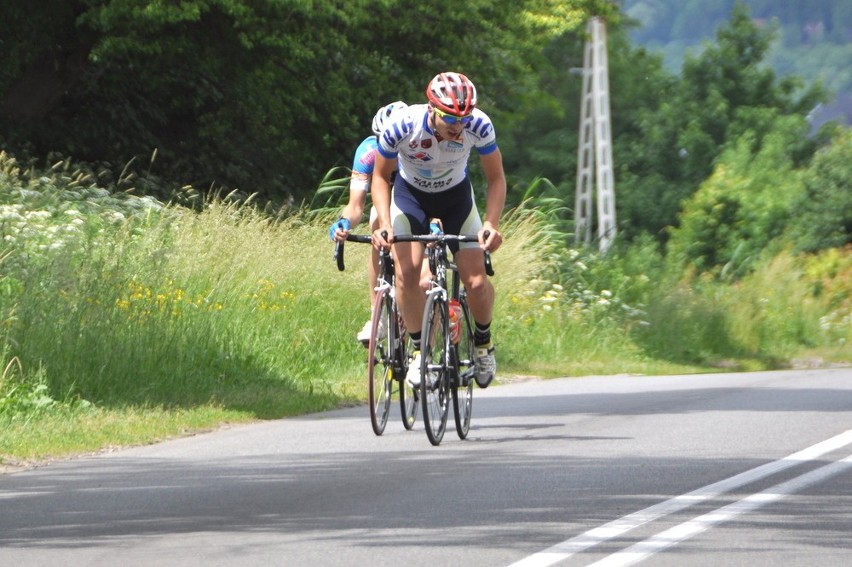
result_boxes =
[377,104,498,193]
[350,135,379,192]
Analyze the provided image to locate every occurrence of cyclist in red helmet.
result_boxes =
[370,71,506,388]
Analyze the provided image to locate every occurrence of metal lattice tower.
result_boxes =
[575,17,616,253]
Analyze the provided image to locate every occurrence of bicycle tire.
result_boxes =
[368,288,393,435]
[452,296,474,439]
[397,317,418,430]
[420,292,450,446]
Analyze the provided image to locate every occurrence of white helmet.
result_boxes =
[371,100,408,135]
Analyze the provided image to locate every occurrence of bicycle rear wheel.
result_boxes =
[420,292,450,446]
[368,288,393,435]
[397,317,418,430]
[452,297,474,439]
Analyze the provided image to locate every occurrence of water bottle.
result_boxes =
[448,298,462,345]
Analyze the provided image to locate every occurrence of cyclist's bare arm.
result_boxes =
[371,153,396,249]
[339,186,367,228]
[479,148,506,252]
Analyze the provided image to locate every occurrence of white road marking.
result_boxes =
[588,453,852,566]
[508,429,852,567]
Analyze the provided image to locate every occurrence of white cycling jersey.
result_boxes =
[376,104,498,193]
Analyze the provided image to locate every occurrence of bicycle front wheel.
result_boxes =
[452,297,474,439]
[368,288,393,435]
[420,292,450,446]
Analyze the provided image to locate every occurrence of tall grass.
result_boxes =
[9,200,376,416]
[1,153,850,463]
[636,248,852,368]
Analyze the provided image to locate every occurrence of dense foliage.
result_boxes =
[788,129,852,252]
[0,0,617,203]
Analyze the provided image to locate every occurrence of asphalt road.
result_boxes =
[1,368,850,566]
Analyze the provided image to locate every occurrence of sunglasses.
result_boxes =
[433,106,474,125]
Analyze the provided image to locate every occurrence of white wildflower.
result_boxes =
[25,210,52,221]
[0,208,24,221]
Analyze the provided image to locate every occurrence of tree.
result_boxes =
[666,113,811,278]
[788,127,852,252]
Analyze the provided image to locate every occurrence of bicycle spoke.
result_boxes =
[368,289,393,435]
[398,330,418,430]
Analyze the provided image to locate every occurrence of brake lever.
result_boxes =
[482,230,494,276]
[334,240,345,271]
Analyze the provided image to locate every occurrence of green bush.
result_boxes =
[667,116,808,278]
[789,128,852,252]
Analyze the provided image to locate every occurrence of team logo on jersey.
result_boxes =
[407,153,432,162]
[409,141,418,149]
[358,152,376,167]
[421,139,432,149]
[382,118,412,148]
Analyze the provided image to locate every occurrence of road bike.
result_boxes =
[395,230,493,446]
[335,234,418,435]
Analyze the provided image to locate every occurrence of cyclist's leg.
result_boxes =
[445,193,497,387]
[457,247,497,387]
[419,256,432,291]
[441,186,493,328]
[455,248,494,325]
[390,182,429,335]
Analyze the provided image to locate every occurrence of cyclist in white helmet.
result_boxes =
[329,101,407,345]
[371,72,506,388]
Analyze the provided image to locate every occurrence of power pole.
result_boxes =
[575,16,616,253]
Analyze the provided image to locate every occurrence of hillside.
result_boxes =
[621,0,852,126]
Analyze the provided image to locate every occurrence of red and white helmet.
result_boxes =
[426,72,477,116]
[371,100,408,135]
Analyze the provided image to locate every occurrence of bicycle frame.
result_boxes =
[395,232,492,445]
[424,242,467,387]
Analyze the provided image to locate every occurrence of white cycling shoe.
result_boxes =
[474,343,496,388]
[357,319,385,346]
